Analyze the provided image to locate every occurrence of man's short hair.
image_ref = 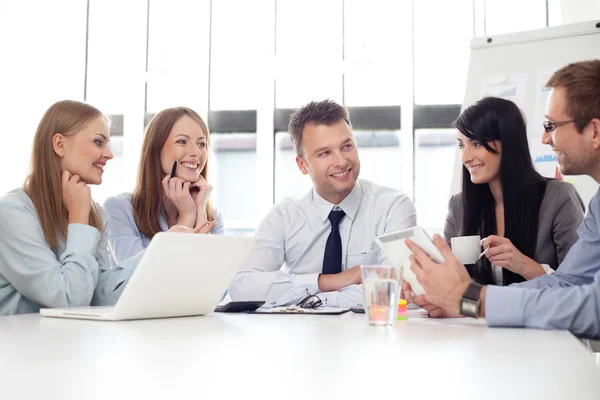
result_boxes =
[288,99,351,157]
[546,59,600,133]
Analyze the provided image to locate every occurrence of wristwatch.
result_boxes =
[460,282,483,318]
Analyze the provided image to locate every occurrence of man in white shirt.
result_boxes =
[229,99,416,308]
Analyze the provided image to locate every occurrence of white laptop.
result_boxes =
[40,233,254,321]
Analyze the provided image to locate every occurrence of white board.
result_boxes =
[452,20,600,207]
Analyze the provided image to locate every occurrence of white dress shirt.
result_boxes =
[229,179,416,308]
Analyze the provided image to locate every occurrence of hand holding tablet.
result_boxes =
[375,226,445,296]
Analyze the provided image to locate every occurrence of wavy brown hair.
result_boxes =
[132,107,214,239]
[24,100,106,249]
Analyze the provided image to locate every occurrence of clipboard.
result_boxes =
[250,306,351,315]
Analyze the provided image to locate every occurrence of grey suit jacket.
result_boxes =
[444,180,585,272]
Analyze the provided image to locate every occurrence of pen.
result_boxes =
[170,160,177,179]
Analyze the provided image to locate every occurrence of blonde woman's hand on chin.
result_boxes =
[162,175,197,228]
[167,220,216,234]
[62,170,92,225]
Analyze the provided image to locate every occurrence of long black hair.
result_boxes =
[455,97,547,285]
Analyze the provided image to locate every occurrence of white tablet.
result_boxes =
[374,226,445,296]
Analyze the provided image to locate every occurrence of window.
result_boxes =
[415,129,457,234]
[353,130,404,191]
[274,132,313,201]
[413,1,472,233]
[87,0,148,203]
[0,0,555,228]
[484,0,546,36]
[414,0,473,105]
[208,1,275,234]
[0,0,86,194]
[344,0,410,106]
[146,0,210,115]
[211,133,259,234]
[274,130,404,201]
[275,0,343,108]
[546,0,562,26]
[210,0,274,111]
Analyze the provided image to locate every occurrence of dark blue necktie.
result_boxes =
[322,209,346,275]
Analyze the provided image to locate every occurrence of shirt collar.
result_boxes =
[312,181,362,223]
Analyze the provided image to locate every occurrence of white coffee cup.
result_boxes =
[450,235,481,264]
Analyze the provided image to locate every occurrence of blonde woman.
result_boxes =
[104,107,223,264]
[0,101,129,314]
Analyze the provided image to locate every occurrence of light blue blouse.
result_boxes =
[0,189,138,315]
[103,192,224,264]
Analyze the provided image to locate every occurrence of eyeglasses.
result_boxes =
[543,119,588,133]
[296,294,322,309]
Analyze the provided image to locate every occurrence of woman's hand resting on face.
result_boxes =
[62,170,92,225]
[162,175,197,228]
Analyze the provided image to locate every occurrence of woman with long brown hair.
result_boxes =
[104,107,222,263]
[0,100,132,314]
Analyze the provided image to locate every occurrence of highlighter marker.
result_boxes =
[170,160,177,178]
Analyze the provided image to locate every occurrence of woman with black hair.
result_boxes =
[445,96,584,286]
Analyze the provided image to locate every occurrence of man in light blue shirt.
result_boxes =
[405,60,600,339]
[229,100,416,308]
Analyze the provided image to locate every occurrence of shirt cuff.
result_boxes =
[485,285,527,327]
[294,273,320,300]
[540,264,554,275]
[66,223,101,254]
[317,291,339,307]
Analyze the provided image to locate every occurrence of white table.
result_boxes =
[1,311,598,399]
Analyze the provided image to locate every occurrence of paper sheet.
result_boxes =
[480,73,527,111]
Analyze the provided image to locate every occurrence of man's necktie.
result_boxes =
[322,209,346,274]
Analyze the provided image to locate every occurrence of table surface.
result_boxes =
[1,311,598,399]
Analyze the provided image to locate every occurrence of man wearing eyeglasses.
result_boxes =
[405,59,600,338]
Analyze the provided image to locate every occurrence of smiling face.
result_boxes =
[159,115,208,182]
[541,86,593,177]
[296,120,360,204]
[457,130,502,185]
[55,116,113,185]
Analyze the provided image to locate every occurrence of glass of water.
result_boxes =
[360,265,402,326]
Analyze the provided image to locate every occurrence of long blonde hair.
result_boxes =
[24,100,106,249]
[132,107,215,239]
